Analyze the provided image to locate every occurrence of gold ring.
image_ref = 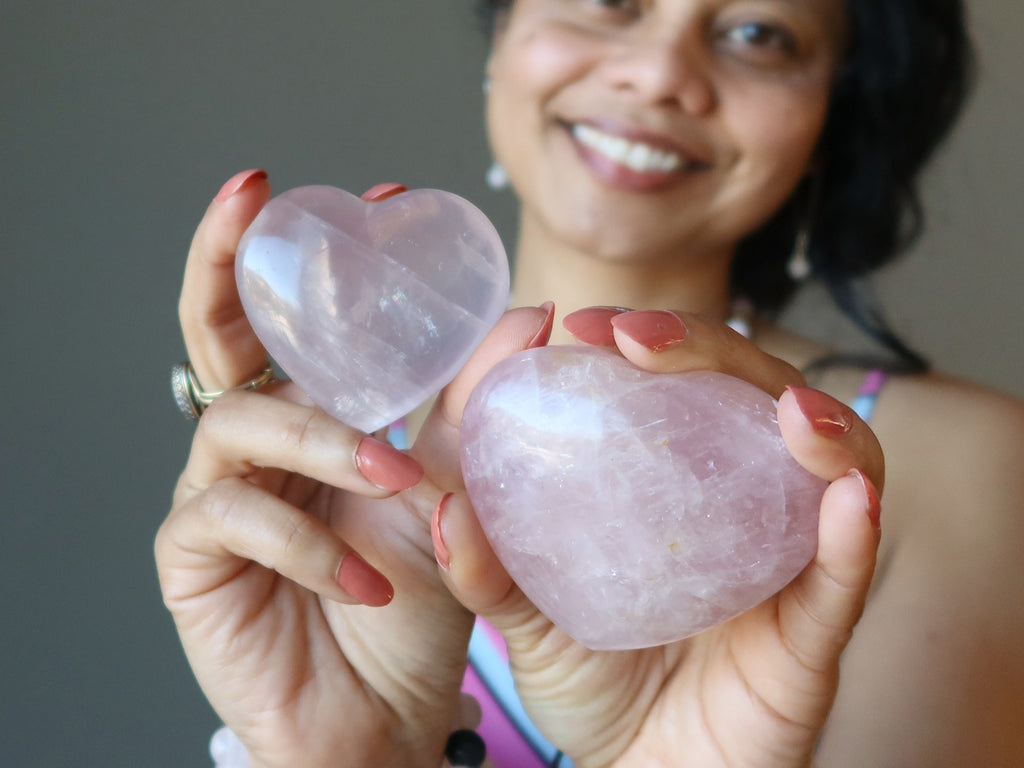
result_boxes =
[171,361,276,421]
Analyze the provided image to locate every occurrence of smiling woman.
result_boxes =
[153,0,1023,766]
[484,0,840,292]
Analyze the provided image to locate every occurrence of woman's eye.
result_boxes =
[724,22,798,54]
[587,0,642,14]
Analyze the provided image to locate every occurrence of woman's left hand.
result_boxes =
[434,308,883,768]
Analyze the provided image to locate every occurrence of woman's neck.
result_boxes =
[510,219,735,345]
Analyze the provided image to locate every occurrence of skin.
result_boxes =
[156,0,1024,766]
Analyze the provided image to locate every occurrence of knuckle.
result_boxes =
[277,511,319,562]
[278,406,332,457]
[153,513,176,566]
[195,476,250,531]
[161,479,253,560]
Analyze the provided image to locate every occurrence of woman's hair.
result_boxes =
[475,0,974,371]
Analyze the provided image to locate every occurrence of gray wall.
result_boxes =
[2,2,1020,766]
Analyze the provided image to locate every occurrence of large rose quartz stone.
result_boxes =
[460,346,825,650]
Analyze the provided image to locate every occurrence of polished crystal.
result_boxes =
[236,185,510,432]
[460,346,825,650]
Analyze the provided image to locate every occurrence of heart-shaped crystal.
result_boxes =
[236,185,510,432]
[460,346,825,650]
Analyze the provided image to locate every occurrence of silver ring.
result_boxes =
[171,361,277,421]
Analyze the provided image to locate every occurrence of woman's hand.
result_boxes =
[155,170,553,768]
[434,307,883,768]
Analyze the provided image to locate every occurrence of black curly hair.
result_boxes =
[474,0,974,372]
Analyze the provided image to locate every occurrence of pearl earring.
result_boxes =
[486,161,509,190]
[787,224,812,281]
[788,169,825,282]
[481,77,508,190]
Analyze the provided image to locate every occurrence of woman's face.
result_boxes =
[486,0,845,263]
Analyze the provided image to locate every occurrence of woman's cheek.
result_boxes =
[736,88,829,170]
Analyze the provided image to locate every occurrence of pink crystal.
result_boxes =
[236,185,510,433]
[460,346,825,650]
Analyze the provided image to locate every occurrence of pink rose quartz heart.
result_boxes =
[236,185,510,432]
[460,346,825,650]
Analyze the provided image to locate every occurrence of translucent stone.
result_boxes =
[460,346,825,650]
[236,185,510,432]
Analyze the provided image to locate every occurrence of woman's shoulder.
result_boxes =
[872,370,1024,491]
[820,369,1024,765]
[831,368,1024,523]
[757,322,1022,522]
[777,333,1024,544]
[865,370,1024,616]
[762,320,1024,487]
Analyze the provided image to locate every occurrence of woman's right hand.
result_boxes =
[155,170,552,768]
[435,308,883,768]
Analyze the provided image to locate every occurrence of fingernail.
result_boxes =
[361,182,408,202]
[431,493,454,570]
[527,301,556,349]
[355,436,424,491]
[337,552,394,607]
[214,169,268,203]
[610,309,687,351]
[847,468,881,529]
[562,306,628,346]
[787,386,854,438]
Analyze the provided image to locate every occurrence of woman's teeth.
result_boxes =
[572,123,683,173]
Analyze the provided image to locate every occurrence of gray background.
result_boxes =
[2,2,1021,766]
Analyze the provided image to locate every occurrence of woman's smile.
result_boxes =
[565,119,713,191]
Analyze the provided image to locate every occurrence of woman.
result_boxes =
[156,1,1024,766]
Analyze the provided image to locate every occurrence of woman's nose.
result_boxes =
[600,26,716,115]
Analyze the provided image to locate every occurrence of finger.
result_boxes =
[776,469,881,679]
[608,309,805,397]
[562,306,630,346]
[439,302,555,426]
[181,390,423,498]
[156,477,394,607]
[411,302,554,490]
[430,491,538,630]
[179,169,272,391]
[777,386,885,491]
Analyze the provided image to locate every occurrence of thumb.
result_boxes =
[431,491,542,632]
[412,302,555,490]
[774,469,881,716]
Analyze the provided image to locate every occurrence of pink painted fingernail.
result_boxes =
[361,183,408,201]
[337,552,394,607]
[527,301,556,349]
[214,169,268,203]
[610,310,687,351]
[787,386,854,438]
[848,468,881,529]
[563,306,629,346]
[355,436,424,491]
[431,493,454,570]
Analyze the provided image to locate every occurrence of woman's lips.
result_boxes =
[566,121,712,191]
[573,123,684,172]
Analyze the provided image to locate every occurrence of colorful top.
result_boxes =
[465,369,889,767]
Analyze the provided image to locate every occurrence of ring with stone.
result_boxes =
[171,361,277,421]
